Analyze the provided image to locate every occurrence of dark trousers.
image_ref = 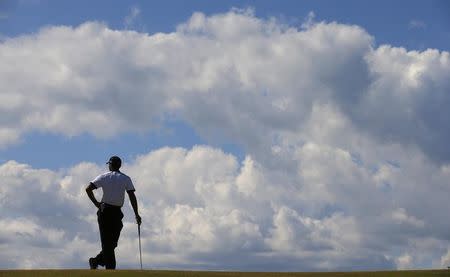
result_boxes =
[94,204,123,269]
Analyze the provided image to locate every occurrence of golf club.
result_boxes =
[138,223,143,270]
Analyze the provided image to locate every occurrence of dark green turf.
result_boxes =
[0,270,448,277]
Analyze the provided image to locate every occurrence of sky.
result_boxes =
[0,0,449,271]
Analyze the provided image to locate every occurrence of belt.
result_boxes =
[101,202,122,209]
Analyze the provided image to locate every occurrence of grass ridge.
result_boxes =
[0,269,449,277]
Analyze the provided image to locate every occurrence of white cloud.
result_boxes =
[301,11,316,29]
[396,253,413,269]
[441,248,450,268]
[1,10,450,270]
[124,5,141,29]
[1,9,449,165]
[1,143,450,270]
[409,20,426,29]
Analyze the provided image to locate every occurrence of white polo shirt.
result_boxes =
[91,171,135,207]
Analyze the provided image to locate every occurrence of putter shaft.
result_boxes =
[138,224,143,270]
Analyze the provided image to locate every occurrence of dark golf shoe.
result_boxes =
[89,257,98,269]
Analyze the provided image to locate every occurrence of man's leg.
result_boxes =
[95,208,117,268]
[103,245,115,269]
[105,210,124,269]
[97,208,122,269]
[100,209,116,269]
[92,207,124,269]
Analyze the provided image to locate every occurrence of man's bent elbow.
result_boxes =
[86,183,96,192]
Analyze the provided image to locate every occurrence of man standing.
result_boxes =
[85,155,142,270]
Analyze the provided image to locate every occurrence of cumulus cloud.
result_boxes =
[1,9,450,270]
[1,9,449,164]
[1,144,450,270]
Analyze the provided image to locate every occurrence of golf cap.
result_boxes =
[106,156,122,168]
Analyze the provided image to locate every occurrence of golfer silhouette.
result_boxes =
[85,156,142,270]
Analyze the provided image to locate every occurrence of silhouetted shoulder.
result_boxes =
[101,172,113,177]
[119,171,131,179]
[92,171,112,184]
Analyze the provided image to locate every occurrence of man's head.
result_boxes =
[107,156,122,171]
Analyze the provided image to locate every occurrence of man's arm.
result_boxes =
[127,190,141,225]
[86,183,100,209]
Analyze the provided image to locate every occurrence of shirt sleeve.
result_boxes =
[91,174,105,188]
[126,176,135,191]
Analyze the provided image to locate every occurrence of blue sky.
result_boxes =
[0,0,449,170]
[1,0,448,48]
[1,0,450,271]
